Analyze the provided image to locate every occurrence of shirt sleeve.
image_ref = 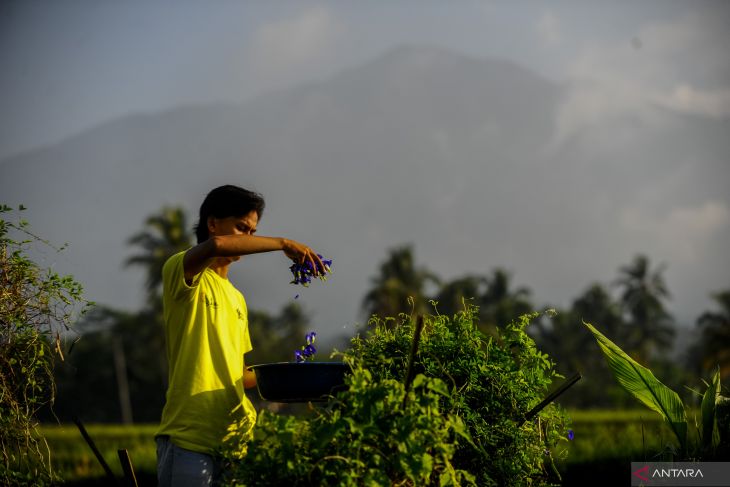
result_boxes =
[162,250,199,302]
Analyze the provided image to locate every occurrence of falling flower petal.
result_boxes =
[293,331,319,362]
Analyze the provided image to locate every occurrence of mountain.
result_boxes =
[1,45,727,343]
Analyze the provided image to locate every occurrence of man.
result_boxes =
[155,185,325,486]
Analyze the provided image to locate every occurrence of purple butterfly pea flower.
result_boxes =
[294,331,318,362]
[289,255,333,287]
[303,344,316,357]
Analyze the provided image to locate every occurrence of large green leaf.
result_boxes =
[583,322,687,451]
[701,367,721,450]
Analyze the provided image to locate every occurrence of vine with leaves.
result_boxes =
[0,205,91,485]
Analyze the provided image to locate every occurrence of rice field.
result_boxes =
[38,423,158,486]
[557,409,682,486]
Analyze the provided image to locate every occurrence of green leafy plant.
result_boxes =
[584,321,727,459]
[348,307,570,485]
[222,305,571,485]
[0,205,91,485]
[224,366,474,486]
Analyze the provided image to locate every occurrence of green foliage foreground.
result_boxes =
[0,206,90,485]
[221,306,571,486]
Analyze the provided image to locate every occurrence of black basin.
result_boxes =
[248,362,349,403]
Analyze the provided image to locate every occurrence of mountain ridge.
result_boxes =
[0,44,726,339]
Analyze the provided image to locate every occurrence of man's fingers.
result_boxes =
[303,250,326,276]
[307,253,320,275]
[313,253,325,274]
[287,241,325,276]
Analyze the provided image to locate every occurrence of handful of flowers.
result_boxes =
[294,331,317,363]
[290,254,332,287]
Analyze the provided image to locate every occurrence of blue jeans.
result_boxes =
[156,436,223,487]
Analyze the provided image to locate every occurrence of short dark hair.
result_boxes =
[194,185,265,243]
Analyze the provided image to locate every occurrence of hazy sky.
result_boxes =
[1,1,729,345]
[2,1,724,159]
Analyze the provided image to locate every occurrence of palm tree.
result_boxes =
[695,290,730,375]
[362,245,440,320]
[478,268,532,328]
[613,254,675,362]
[434,269,531,334]
[531,284,638,409]
[125,206,193,306]
[572,283,625,342]
[123,206,193,394]
[533,284,621,363]
[434,275,487,317]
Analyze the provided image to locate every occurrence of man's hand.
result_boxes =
[282,239,326,276]
[243,369,257,389]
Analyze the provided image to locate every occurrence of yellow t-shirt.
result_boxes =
[155,250,257,454]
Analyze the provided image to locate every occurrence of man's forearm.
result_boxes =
[183,235,286,280]
[210,234,285,257]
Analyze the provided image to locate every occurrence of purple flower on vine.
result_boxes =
[567,429,574,441]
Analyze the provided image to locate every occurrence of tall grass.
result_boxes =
[561,409,673,464]
[557,409,700,486]
[38,424,157,483]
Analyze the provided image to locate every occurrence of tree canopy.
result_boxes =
[41,206,729,419]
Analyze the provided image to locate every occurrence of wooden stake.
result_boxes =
[402,315,425,408]
[118,449,139,487]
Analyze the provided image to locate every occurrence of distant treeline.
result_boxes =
[44,206,729,423]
